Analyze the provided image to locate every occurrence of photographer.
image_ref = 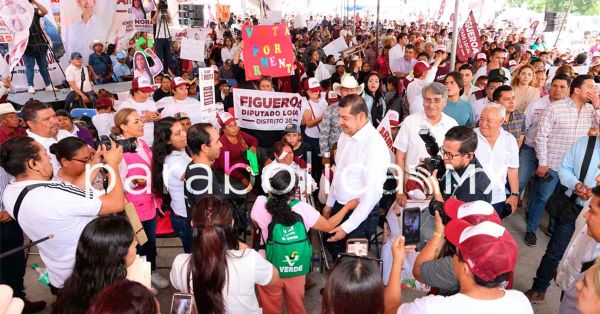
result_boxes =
[428,126,492,203]
[151,0,173,75]
[23,0,55,94]
[0,136,125,293]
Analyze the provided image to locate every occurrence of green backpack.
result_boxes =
[265,199,313,278]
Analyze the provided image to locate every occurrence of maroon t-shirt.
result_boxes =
[434,64,450,83]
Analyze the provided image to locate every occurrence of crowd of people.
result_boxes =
[1,3,600,314]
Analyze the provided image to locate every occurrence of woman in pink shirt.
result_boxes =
[251,170,359,314]
[111,108,168,289]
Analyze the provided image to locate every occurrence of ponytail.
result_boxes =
[188,197,238,314]
[266,170,301,226]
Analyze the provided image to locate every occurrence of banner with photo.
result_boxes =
[0,0,70,91]
[60,0,135,66]
[233,88,303,131]
[241,23,295,81]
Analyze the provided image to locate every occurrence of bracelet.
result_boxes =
[432,231,444,239]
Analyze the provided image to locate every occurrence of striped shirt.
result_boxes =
[319,103,341,155]
[536,97,600,171]
[502,110,526,140]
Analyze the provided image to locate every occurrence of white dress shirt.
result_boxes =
[326,122,390,234]
[393,112,458,173]
[158,96,205,125]
[406,67,438,115]
[523,95,554,149]
[26,129,74,175]
[474,128,519,204]
[164,150,192,217]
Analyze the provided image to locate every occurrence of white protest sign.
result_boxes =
[198,67,215,106]
[180,38,205,62]
[260,10,283,25]
[134,19,154,33]
[315,63,335,81]
[323,37,348,60]
[389,44,405,73]
[233,88,303,131]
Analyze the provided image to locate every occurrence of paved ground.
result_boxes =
[20,204,561,313]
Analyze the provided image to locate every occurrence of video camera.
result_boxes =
[97,135,137,153]
[158,0,168,12]
[416,129,446,178]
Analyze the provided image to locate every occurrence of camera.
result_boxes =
[97,135,137,153]
[416,129,446,177]
[500,202,513,219]
[428,199,450,225]
[158,0,168,12]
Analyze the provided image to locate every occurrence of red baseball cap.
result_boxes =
[171,77,190,89]
[217,111,235,126]
[303,77,323,93]
[445,220,518,281]
[443,198,502,225]
[413,61,431,77]
[132,76,157,93]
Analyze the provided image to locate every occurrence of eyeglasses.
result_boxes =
[70,154,94,164]
[440,147,464,160]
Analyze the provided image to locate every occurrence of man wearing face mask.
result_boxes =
[428,126,492,203]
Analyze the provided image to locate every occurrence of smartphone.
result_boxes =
[170,293,196,314]
[346,238,369,256]
[402,207,421,245]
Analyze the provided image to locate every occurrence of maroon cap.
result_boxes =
[95,97,113,109]
[443,198,502,225]
[132,76,157,93]
[445,220,518,281]
[413,61,431,77]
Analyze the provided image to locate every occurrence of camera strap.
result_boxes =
[13,183,50,223]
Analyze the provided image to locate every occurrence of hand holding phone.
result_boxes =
[401,207,421,245]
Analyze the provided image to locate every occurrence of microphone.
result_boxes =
[0,234,54,259]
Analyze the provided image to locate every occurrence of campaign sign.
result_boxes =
[241,23,295,81]
[233,88,303,131]
[456,11,481,62]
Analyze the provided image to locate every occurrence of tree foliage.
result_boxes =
[507,0,600,16]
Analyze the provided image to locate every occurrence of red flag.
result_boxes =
[456,11,481,62]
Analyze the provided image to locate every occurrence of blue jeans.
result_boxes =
[518,144,538,194]
[22,51,51,87]
[138,217,157,271]
[170,213,192,253]
[531,217,576,293]
[526,169,560,232]
[155,38,171,74]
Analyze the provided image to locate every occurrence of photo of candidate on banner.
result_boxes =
[133,50,163,83]
[60,0,135,66]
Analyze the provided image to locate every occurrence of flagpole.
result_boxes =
[553,0,573,48]
[375,0,380,58]
[449,0,460,71]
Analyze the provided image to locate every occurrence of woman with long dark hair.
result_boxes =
[51,137,101,189]
[52,216,137,314]
[252,170,358,314]
[87,280,159,314]
[151,117,191,252]
[170,196,279,313]
[306,49,320,78]
[362,72,386,128]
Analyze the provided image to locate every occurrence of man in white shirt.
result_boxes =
[386,218,533,314]
[519,74,571,194]
[324,94,390,257]
[395,83,458,206]
[389,33,408,73]
[65,0,105,66]
[406,57,442,114]
[393,44,417,79]
[458,64,480,102]
[475,48,512,82]
[65,52,95,107]
[158,77,204,124]
[118,76,160,146]
[0,136,126,291]
[470,77,504,126]
[474,103,520,216]
[21,100,74,174]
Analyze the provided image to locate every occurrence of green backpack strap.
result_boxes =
[265,196,300,208]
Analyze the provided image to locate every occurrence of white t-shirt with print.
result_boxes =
[398,290,533,314]
[170,248,273,314]
[3,180,102,287]
[118,98,158,147]
[301,97,328,139]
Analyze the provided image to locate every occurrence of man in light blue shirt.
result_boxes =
[112,51,132,82]
[525,133,599,302]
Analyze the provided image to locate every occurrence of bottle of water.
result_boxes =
[31,263,50,285]
[311,255,320,273]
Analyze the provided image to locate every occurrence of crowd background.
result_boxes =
[0,2,600,314]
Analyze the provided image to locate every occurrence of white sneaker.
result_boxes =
[28,86,35,94]
[44,85,58,92]
[151,271,169,289]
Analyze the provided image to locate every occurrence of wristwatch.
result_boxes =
[510,192,519,197]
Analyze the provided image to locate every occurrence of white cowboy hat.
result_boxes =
[89,39,104,50]
[332,74,364,96]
